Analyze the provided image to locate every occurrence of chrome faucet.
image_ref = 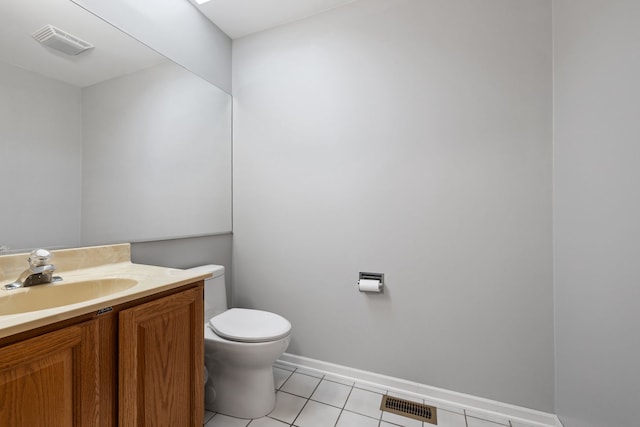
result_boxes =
[3,249,62,290]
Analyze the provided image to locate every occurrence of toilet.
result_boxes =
[188,265,291,419]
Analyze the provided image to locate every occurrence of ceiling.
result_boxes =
[191,0,356,39]
[0,0,357,87]
[0,0,165,87]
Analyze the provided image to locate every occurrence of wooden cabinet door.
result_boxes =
[119,286,203,427]
[0,319,100,427]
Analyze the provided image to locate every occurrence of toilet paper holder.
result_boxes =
[358,272,384,293]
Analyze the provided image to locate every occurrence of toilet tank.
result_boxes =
[187,265,226,321]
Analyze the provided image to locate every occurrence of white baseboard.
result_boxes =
[278,353,561,427]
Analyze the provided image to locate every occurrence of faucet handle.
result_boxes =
[29,248,52,268]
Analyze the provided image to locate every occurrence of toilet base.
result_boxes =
[205,364,276,418]
[204,331,290,419]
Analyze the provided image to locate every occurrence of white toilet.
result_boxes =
[189,265,291,419]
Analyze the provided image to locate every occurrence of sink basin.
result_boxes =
[0,278,138,315]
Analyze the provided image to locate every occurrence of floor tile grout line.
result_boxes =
[289,372,326,427]
[308,378,356,410]
[207,365,520,427]
[309,397,353,411]
[466,412,512,426]
[278,370,327,400]
[282,366,537,427]
[278,368,296,391]
[276,370,294,391]
[378,390,385,427]
[322,376,355,387]
[332,380,356,427]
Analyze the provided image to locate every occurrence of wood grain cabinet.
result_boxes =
[0,282,204,427]
[0,319,100,427]
[119,286,204,427]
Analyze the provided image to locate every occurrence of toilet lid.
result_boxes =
[209,308,291,343]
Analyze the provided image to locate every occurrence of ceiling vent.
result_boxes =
[32,25,94,56]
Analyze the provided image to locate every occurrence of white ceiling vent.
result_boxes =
[32,25,94,55]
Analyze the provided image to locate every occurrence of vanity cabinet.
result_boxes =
[0,281,204,427]
[119,286,203,426]
[0,319,100,427]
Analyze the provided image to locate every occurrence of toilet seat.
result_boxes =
[209,308,291,343]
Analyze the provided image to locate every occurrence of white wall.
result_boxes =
[233,0,554,412]
[0,61,82,251]
[73,0,232,93]
[81,61,232,245]
[553,1,640,426]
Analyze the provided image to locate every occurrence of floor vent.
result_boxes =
[380,395,438,425]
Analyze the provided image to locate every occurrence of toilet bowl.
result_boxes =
[205,316,291,417]
[189,265,291,419]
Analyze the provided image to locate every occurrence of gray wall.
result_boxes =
[233,0,554,412]
[132,234,233,306]
[69,0,234,277]
[0,62,82,251]
[81,61,232,245]
[553,1,640,426]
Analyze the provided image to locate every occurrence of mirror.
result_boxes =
[0,0,232,252]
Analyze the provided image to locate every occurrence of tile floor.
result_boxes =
[203,363,544,427]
